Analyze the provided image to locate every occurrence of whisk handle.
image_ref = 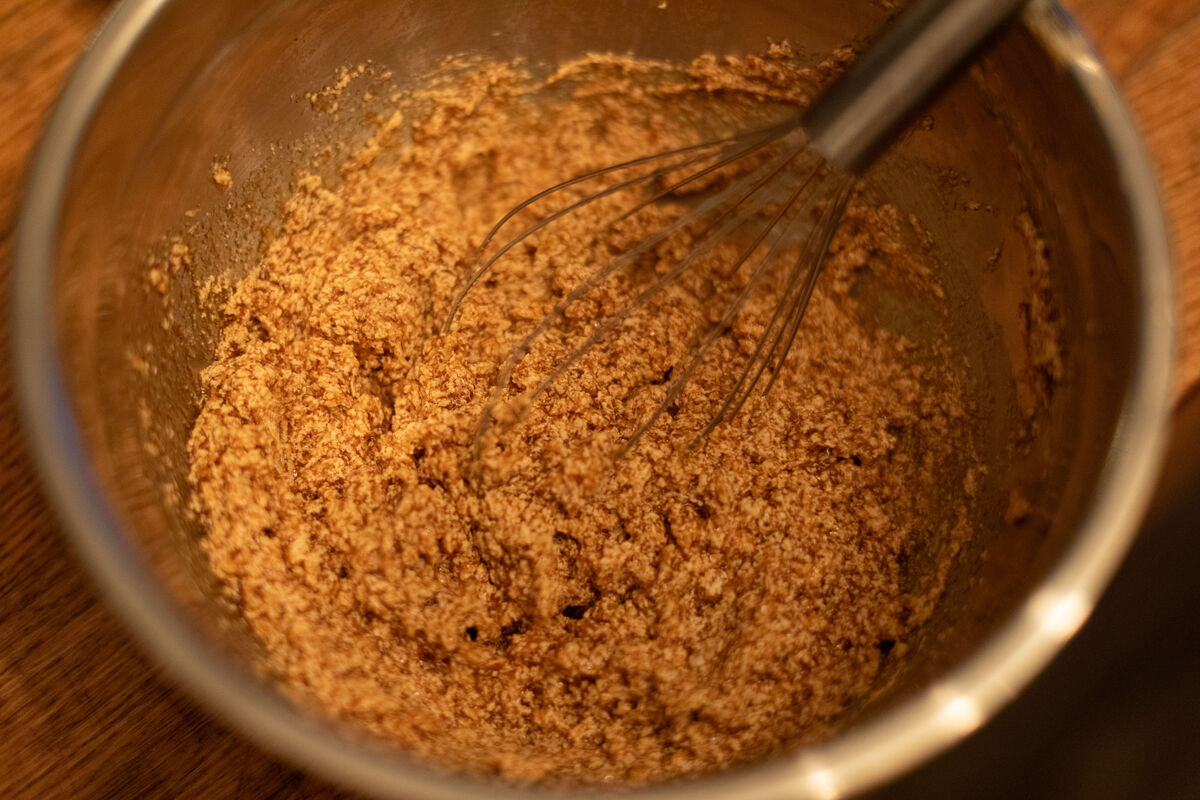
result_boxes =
[803,0,1031,174]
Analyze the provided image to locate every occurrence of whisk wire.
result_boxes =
[691,174,847,444]
[759,182,853,400]
[615,164,832,459]
[471,136,814,457]
[607,119,799,228]
[521,154,810,408]
[442,118,799,334]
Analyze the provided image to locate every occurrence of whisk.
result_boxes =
[444,0,1031,457]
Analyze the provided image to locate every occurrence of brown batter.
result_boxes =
[188,48,978,785]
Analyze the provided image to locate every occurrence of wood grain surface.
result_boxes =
[1,2,1197,798]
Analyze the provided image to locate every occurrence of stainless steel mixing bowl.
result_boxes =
[12,0,1174,797]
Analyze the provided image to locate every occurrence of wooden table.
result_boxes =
[1,2,1197,797]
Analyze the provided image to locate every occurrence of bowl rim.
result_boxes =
[11,1,1175,798]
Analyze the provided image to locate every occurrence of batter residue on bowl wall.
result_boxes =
[187,47,980,784]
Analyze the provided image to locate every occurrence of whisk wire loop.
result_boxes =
[441,116,800,335]
[469,129,816,458]
[692,178,852,446]
[448,113,857,463]
[616,165,839,459]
